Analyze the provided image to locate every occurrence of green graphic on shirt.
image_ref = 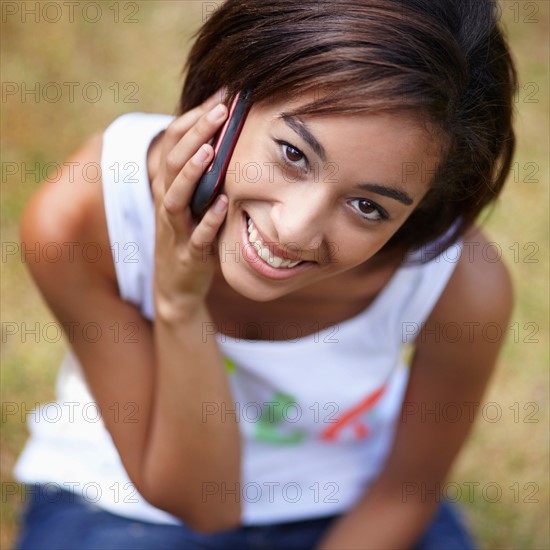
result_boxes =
[224,357,237,374]
[221,359,305,444]
[254,390,306,445]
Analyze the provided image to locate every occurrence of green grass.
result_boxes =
[1,1,549,548]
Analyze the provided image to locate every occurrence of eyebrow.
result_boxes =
[357,183,414,206]
[280,114,415,207]
[281,114,327,162]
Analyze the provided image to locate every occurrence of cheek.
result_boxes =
[335,243,375,266]
[224,156,259,198]
[322,228,365,266]
[224,129,277,196]
[330,228,396,266]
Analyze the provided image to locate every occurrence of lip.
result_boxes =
[247,215,304,263]
[240,212,315,280]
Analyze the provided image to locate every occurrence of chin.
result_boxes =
[217,260,297,302]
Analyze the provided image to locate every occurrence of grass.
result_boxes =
[1,1,549,548]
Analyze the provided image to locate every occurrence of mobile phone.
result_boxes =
[190,88,251,218]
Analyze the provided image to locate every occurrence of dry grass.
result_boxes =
[1,1,548,548]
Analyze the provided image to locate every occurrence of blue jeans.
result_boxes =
[15,484,477,549]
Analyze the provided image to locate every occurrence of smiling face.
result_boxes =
[215,95,444,302]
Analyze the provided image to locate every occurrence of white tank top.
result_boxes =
[14,113,464,526]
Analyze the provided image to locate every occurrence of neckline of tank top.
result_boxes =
[215,262,413,349]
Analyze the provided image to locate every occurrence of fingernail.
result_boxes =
[213,195,228,213]
[207,104,227,122]
[192,145,210,164]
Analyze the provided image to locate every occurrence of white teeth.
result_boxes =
[259,247,271,262]
[269,256,284,268]
[246,216,302,269]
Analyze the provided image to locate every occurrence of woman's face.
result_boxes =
[216,95,442,301]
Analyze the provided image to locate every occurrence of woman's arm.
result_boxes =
[316,228,514,549]
[19,98,242,533]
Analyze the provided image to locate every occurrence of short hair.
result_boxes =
[178,0,517,261]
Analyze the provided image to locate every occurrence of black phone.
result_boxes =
[190,88,251,218]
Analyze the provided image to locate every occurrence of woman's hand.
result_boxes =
[151,91,229,318]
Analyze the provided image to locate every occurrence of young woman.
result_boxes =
[14,0,516,548]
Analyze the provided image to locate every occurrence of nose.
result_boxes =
[270,188,330,257]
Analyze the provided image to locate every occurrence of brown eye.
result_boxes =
[284,145,303,163]
[350,199,387,221]
[357,200,376,215]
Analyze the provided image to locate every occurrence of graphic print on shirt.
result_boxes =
[254,390,307,445]
[320,384,387,441]
[318,349,412,442]
[224,357,237,374]
[225,358,307,444]
[224,356,388,445]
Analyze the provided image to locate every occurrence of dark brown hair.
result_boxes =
[179,0,517,262]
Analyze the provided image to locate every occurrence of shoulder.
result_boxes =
[426,225,515,329]
[21,133,103,236]
[380,228,515,493]
[19,131,117,287]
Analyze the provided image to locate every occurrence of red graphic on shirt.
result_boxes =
[320,384,386,441]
